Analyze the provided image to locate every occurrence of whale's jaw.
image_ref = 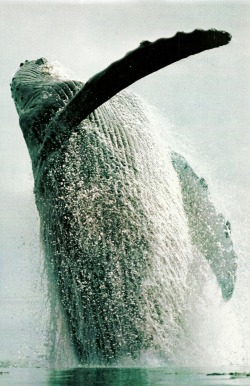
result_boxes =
[11,60,83,169]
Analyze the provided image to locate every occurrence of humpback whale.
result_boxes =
[11,29,236,364]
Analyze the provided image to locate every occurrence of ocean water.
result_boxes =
[1,366,250,386]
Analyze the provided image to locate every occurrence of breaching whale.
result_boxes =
[11,29,237,364]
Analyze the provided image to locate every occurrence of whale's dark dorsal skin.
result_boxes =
[11,29,235,363]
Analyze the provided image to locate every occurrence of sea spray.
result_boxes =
[38,90,195,364]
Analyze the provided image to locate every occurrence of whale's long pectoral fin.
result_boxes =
[171,152,237,300]
[41,29,231,156]
[58,29,231,129]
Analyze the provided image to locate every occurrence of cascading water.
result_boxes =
[26,88,237,368]
[140,107,247,369]
[38,90,197,366]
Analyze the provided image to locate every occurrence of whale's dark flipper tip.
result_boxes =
[207,28,232,45]
[171,29,232,60]
[175,29,232,54]
[195,28,232,47]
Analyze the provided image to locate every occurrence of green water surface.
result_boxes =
[1,367,250,386]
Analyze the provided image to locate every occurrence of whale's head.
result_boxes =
[11,58,83,151]
[11,58,55,115]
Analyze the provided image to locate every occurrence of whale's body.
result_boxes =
[11,29,236,363]
[37,90,194,362]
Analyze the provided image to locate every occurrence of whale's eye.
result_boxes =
[20,63,24,67]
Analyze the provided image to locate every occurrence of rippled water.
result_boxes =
[1,367,250,386]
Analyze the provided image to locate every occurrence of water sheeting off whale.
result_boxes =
[10,29,237,364]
